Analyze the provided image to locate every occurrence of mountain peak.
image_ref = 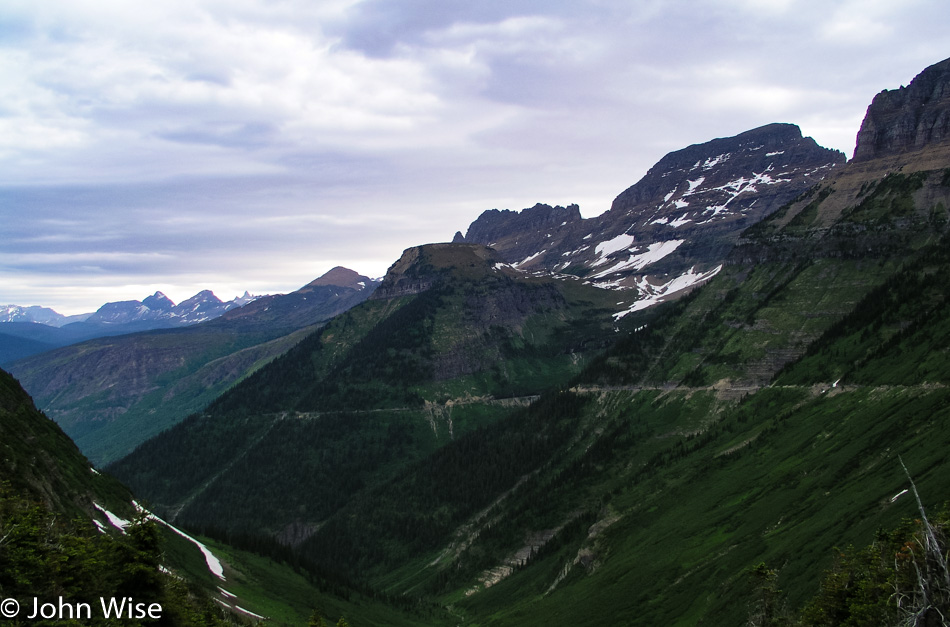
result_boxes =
[852,56,950,162]
[142,291,175,312]
[304,266,373,290]
[178,290,221,306]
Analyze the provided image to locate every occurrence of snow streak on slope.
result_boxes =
[613,265,723,319]
[94,501,225,580]
[592,240,685,279]
[593,234,636,263]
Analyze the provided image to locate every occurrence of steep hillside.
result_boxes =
[8,268,378,464]
[113,56,950,626]
[0,366,454,626]
[109,244,625,546]
[0,367,240,625]
[459,123,845,308]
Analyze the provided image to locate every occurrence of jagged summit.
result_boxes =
[83,289,248,326]
[853,56,950,162]
[457,204,583,261]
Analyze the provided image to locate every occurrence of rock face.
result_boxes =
[370,243,519,301]
[461,204,583,265]
[459,123,845,310]
[853,57,950,162]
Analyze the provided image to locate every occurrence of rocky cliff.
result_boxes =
[852,57,950,162]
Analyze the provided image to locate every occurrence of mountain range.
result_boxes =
[4,56,950,626]
[7,267,379,464]
[0,289,258,365]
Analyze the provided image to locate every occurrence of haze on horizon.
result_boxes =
[2,0,948,315]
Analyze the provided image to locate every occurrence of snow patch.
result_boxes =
[235,606,266,620]
[890,489,909,503]
[612,265,722,318]
[669,214,692,228]
[130,501,226,581]
[514,251,545,267]
[592,240,684,278]
[686,176,705,192]
[94,503,130,533]
[702,153,730,170]
[161,523,226,580]
[592,234,635,265]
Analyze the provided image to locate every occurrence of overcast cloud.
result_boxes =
[2,0,948,314]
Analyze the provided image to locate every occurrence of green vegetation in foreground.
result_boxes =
[160,527,454,627]
[0,485,238,626]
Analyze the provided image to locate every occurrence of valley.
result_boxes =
[3,55,950,626]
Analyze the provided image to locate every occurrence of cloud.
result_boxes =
[1,0,949,313]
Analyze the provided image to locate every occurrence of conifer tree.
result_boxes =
[308,609,327,627]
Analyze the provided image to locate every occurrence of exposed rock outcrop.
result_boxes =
[853,57,950,162]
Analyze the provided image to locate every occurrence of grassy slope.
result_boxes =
[433,168,950,624]
[161,527,454,626]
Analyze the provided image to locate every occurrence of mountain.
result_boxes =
[0,304,90,326]
[458,123,845,309]
[0,366,244,625]
[109,243,625,545]
[109,56,950,626]
[1,367,446,626]
[7,267,379,464]
[83,289,254,326]
[853,57,950,162]
[0,290,259,364]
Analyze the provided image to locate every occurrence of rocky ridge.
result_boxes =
[85,289,257,326]
[458,123,846,312]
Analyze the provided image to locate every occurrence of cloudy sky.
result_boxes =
[2,0,948,314]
